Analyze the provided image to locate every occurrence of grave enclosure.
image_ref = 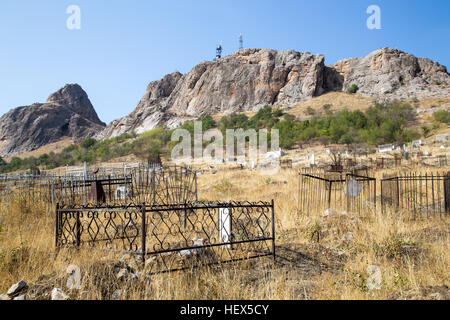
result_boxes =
[298,170,450,219]
[298,172,377,215]
[55,201,275,274]
[0,164,276,273]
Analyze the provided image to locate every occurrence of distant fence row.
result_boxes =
[299,171,450,219]
[0,165,197,207]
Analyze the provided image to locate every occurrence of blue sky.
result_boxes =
[0,0,449,124]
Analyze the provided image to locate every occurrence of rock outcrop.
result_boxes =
[325,47,449,99]
[97,47,449,139]
[97,49,326,138]
[0,84,105,157]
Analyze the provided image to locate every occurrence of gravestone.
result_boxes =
[345,180,362,198]
[90,181,106,203]
[115,185,130,200]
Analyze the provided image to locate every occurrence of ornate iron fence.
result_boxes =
[55,201,275,273]
[381,172,450,219]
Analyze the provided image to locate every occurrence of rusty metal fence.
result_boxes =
[381,172,450,219]
[0,165,197,207]
[298,173,376,215]
[55,201,275,274]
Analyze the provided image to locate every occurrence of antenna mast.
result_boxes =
[215,43,222,60]
[239,34,243,50]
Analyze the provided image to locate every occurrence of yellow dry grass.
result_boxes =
[0,166,448,300]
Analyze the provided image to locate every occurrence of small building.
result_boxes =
[378,144,395,153]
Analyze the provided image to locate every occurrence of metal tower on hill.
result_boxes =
[215,43,222,60]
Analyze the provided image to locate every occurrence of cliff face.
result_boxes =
[325,48,449,98]
[97,49,326,138]
[0,84,105,157]
[97,47,449,139]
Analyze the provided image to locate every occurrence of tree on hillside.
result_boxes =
[132,138,162,165]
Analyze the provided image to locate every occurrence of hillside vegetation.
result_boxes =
[1,102,449,174]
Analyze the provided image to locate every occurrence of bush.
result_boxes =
[347,84,359,94]
[433,110,450,125]
[422,125,431,138]
[81,138,97,149]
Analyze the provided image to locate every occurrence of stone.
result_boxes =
[192,237,206,254]
[66,265,82,290]
[145,256,157,266]
[367,265,381,290]
[7,280,28,298]
[0,84,105,157]
[111,289,122,300]
[177,250,193,258]
[0,293,11,301]
[324,209,337,217]
[51,288,69,300]
[344,232,354,242]
[116,268,130,280]
[429,292,441,300]
[119,254,140,268]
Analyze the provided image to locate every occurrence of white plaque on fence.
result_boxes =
[218,208,231,248]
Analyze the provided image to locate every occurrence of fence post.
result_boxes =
[195,172,198,202]
[396,176,400,210]
[55,203,60,248]
[328,180,332,208]
[183,201,187,229]
[51,170,55,206]
[76,210,81,248]
[271,199,276,261]
[444,172,450,215]
[141,203,146,265]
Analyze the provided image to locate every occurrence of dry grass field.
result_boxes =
[0,166,448,300]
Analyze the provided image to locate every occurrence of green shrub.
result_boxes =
[347,84,359,94]
[81,138,97,149]
[433,110,450,125]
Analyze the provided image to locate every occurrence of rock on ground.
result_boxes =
[66,265,82,290]
[7,280,28,298]
[51,288,69,300]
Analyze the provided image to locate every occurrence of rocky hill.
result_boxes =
[97,49,326,138]
[0,84,105,157]
[325,48,449,99]
[97,47,449,139]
